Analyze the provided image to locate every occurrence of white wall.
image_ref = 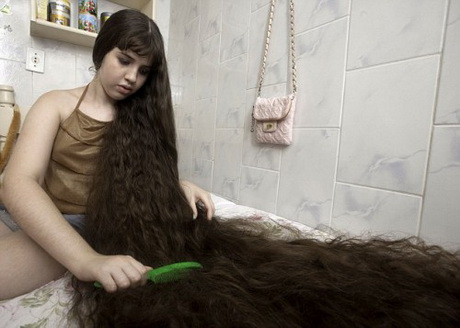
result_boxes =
[169,0,460,249]
[1,0,458,249]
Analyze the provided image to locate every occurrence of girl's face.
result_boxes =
[98,47,152,101]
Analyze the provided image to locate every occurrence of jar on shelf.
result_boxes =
[78,0,98,33]
[48,0,71,27]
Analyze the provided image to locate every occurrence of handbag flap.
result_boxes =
[253,95,294,121]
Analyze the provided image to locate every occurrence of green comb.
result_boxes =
[94,261,203,288]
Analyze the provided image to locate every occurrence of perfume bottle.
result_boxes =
[0,85,20,173]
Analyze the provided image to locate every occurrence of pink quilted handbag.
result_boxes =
[252,94,296,145]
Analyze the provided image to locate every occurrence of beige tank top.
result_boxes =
[43,85,109,214]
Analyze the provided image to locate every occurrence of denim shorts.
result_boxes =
[0,204,85,233]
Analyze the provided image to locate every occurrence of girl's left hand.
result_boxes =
[180,180,215,220]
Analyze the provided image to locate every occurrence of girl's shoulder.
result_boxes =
[35,86,87,120]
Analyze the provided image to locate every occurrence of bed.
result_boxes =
[0,195,330,327]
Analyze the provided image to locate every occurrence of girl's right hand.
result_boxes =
[75,254,152,292]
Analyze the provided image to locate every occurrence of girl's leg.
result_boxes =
[0,224,67,300]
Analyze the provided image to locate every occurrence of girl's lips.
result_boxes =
[117,85,133,94]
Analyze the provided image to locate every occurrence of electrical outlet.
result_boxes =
[26,48,45,73]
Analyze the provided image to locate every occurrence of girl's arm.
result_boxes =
[2,91,149,292]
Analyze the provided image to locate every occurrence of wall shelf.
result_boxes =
[30,0,155,48]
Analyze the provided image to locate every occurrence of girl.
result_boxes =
[0,8,214,300]
[69,9,460,328]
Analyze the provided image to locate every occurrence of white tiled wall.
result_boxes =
[169,0,460,249]
[1,0,458,249]
[0,0,170,123]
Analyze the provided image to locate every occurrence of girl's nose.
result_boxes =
[125,69,137,83]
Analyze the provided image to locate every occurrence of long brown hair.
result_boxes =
[71,9,460,328]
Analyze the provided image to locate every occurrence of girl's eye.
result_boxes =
[118,57,130,65]
[139,68,150,76]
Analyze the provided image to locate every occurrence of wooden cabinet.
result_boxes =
[29,0,155,47]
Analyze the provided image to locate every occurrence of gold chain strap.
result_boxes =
[252,0,296,132]
[257,0,297,97]
[289,0,297,94]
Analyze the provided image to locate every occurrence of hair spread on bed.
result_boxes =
[71,10,460,328]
